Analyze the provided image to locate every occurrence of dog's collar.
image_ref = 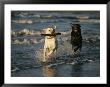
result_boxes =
[47,37,53,39]
[46,36,54,39]
[47,38,52,39]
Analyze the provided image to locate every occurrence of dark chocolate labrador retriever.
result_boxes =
[70,24,82,52]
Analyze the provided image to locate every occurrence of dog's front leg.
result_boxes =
[43,48,46,62]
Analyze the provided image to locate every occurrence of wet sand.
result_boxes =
[11,59,100,77]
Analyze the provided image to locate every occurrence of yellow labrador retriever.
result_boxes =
[41,27,61,62]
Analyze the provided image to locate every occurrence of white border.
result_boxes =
[4,4,107,84]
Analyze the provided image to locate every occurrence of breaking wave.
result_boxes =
[12,12,100,24]
[12,18,100,24]
[11,28,99,45]
[12,11,100,19]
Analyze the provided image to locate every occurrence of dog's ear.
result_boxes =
[76,24,81,27]
[70,23,81,28]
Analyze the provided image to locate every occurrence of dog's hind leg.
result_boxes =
[54,49,57,61]
[43,49,46,62]
[72,45,74,50]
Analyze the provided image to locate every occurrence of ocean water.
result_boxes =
[11,11,100,77]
